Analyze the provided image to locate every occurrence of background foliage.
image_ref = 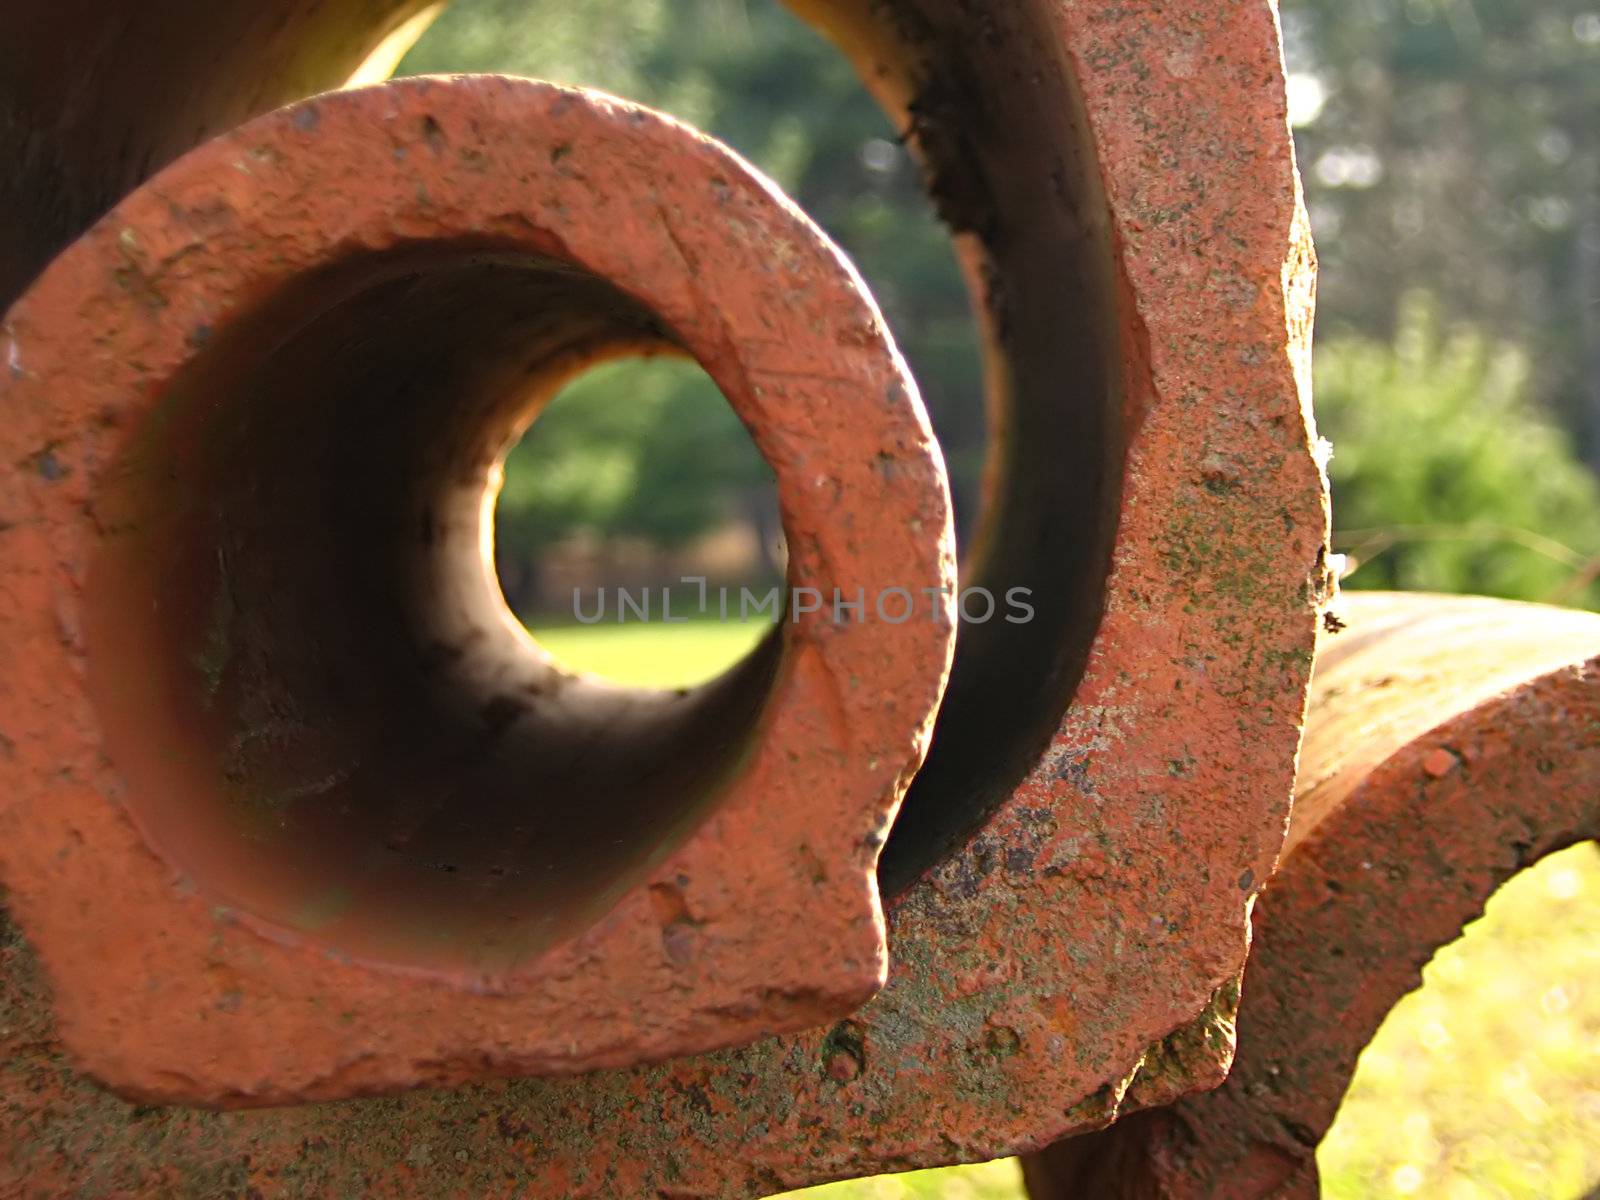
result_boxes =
[1284,0,1600,465]
[1316,293,1600,604]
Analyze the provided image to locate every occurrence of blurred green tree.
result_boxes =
[1283,0,1600,465]
[490,356,778,611]
[1322,293,1600,604]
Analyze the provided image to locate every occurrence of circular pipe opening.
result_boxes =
[493,355,781,690]
[85,241,784,974]
[397,0,1126,898]
[2,0,1123,945]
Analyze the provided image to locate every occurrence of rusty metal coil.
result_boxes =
[1023,591,1600,1198]
[0,0,1323,1192]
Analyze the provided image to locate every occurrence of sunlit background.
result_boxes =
[391,1,1600,1194]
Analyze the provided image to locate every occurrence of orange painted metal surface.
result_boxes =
[1022,591,1600,1198]
[0,76,957,1105]
[0,0,1326,1191]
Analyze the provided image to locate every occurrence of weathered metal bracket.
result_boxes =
[0,0,1325,1192]
[1023,591,1600,1197]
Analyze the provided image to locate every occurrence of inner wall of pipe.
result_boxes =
[12,0,1123,925]
[86,243,781,977]
[801,0,1123,896]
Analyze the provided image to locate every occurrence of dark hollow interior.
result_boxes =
[0,0,435,310]
[10,0,1122,925]
[808,0,1123,896]
[86,244,781,977]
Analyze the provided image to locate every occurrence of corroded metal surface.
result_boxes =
[0,0,1325,1192]
[1022,591,1600,1198]
[0,76,957,1104]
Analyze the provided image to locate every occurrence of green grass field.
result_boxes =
[546,622,1600,1200]
[1319,842,1600,1199]
[770,1162,1024,1199]
[533,615,772,688]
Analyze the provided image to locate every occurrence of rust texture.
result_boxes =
[0,76,958,1105]
[1022,591,1600,1198]
[0,0,1325,1192]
